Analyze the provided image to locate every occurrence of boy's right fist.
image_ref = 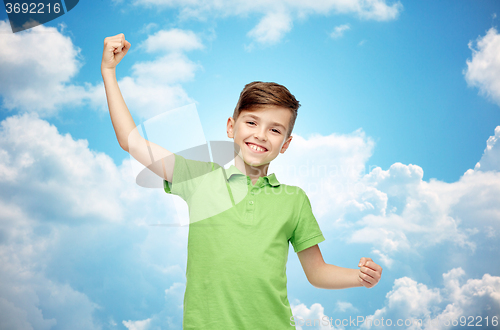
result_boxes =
[101,33,131,71]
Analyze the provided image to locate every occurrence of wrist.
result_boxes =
[355,268,364,288]
[101,66,116,77]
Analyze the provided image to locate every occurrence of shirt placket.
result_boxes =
[244,176,261,224]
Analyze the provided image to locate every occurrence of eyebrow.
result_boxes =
[242,114,287,131]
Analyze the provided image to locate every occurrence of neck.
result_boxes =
[234,154,270,182]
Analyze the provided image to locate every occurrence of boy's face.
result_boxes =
[227,105,293,168]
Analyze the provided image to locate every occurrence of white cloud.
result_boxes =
[123,318,152,330]
[371,249,394,268]
[361,268,500,329]
[128,0,403,44]
[356,0,402,20]
[330,24,350,39]
[474,126,500,172]
[334,300,358,312]
[247,11,293,45]
[139,22,159,34]
[347,162,470,252]
[139,28,204,53]
[346,161,500,260]
[164,282,185,310]
[291,302,337,329]
[0,20,86,116]
[465,28,500,106]
[131,53,200,85]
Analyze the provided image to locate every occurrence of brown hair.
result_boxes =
[232,81,300,139]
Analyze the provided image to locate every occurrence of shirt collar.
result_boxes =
[224,165,281,187]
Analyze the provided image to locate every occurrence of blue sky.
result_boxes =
[1,0,500,329]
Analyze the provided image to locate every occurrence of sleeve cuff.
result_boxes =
[293,234,325,253]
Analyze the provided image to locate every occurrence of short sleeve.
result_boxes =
[163,153,214,202]
[289,191,325,253]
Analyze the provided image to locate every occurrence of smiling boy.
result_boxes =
[230,103,291,181]
[102,33,382,329]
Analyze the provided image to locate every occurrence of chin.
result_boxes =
[243,159,262,167]
[245,157,274,167]
[241,156,262,166]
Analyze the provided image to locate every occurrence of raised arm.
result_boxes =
[101,33,174,182]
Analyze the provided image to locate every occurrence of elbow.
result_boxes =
[119,140,129,152]
[308,274,324,289]
[306,264,325,289]
[308,276,322,289]
[309,279,320,289]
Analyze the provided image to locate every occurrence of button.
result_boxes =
[249,201,254,205]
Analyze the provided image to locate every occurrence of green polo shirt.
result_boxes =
[163,153,325,329]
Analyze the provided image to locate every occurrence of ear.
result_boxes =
[227,117,235,139]
[280,135,293,154]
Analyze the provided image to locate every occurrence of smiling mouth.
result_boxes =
[246,142,268,153]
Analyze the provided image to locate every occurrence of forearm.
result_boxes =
[310,263,362,290]
[101,67,138,151]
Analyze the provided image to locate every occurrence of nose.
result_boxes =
[254,127,267,141]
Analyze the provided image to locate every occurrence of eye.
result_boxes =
[247,121,256,125]
[271,128,281,134]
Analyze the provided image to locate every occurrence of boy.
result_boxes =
[101,33,382,329]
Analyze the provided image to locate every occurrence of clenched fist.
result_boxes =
[101,33,131,71]
[357,257,382,288]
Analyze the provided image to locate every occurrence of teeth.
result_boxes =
[248,143,265,152]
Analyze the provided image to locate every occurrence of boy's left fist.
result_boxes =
[357,257,382,288]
